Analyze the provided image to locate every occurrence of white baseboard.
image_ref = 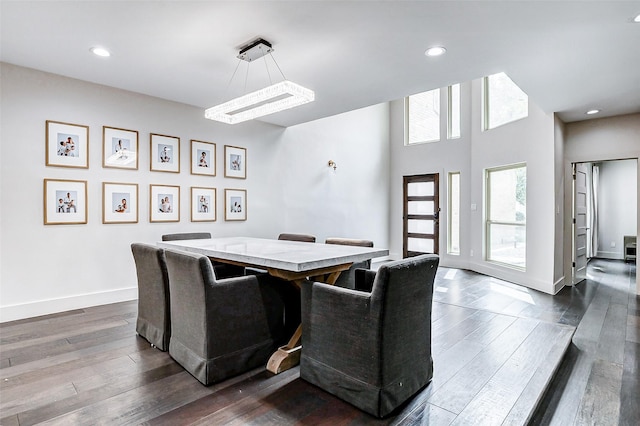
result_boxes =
[0,287,137,323]
[553,276,566,294]
[595,250,623,260]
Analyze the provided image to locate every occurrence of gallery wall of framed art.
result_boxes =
[43,120,249,225]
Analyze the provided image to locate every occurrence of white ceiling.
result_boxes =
[2,1,639,128]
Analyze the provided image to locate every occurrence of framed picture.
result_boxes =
[224,189,246,221]
[103,126,138,169]
[150,184,180,222]
[103,182,138,224]
[43,179,87,225]
[45,120,89,168]
[191,187,216,222]
[224,145,246,179]
[191,140,216,176]
[150,133,180,173]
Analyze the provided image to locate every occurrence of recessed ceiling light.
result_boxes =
[90,47,111,57]
[586,109,600,115]
[634,14,640,23]
[425,46,446,57]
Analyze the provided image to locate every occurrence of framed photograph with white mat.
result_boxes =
[150,184,180,222]
[44,178,87,225]
[191,140,216,176]
[103,126,138,170]
[102,182,138,224]
[224,145,246,179]
[150,133,180,173]
[45,120,89,168]
[191,186,216,222]
[224,188,246,221]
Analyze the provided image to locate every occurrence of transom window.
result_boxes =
[405,84,461,145]
[406,88,440,144]
[483,72,528,130]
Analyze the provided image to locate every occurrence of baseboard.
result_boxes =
[553,276,565,294]
[0,287,137,323]
[595,251,623,260]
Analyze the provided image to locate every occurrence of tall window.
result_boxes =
[483,72,528,130]
[448,172,460,254]
[406,88,440,144]
[486,164,526,269]
[447,84,460,139]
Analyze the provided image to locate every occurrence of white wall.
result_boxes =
[389,83,473,268]
[0,63,390,321]
[390,78,559,294]
[277,105,391,246]
[563,113,640,295]
[595,159,637,260]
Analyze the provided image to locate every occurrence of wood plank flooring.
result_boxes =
[0,258,636,425]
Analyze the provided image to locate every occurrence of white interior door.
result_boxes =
[573,163,589,284]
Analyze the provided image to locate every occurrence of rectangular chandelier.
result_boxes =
[205,80,314,125]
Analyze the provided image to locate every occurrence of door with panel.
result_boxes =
[573,162,589,284]
[403,174,440,258]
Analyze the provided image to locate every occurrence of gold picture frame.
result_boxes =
[191,140,216,176]
[224,188,246,221]
[150,133,180,173]
[103,126,139,170]
[224,145,246,179]
[44,178,88,225]
[191,186,216,222]
[103,182,139,224]
[45,120,89,168]
[150,184,180,222]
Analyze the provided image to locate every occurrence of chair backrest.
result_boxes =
[162,232,211,241]
[164,249,271,358]
[131,243,171,350]
[325,237,373,248]
[370,254,439,372]
[278,233,316,243]
[325,238,374,289]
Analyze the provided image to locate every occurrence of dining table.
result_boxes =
[158,236,389,374]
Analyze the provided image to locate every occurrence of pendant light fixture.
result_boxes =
[205,38,315,124]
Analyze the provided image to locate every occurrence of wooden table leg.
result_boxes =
[265,264,350,374]
[266,324,302,374]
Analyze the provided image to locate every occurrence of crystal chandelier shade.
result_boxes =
[204,39,314,125]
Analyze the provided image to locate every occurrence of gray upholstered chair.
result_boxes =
[131,243,171,351]
[278,233,316,243]
[164,248,280,386]
[300,254,439,418]
[325,237,374,289]
[161,232,244,279]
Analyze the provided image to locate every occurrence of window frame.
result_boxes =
[447,84,461,140]
[447,171,460,255]
[485,163,527,270]
[482,72,529,131]
[404,88,441,145]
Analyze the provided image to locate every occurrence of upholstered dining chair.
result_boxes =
[164,248,281,386]
[131,243,171,351]
[324,237,374,289]
[278,233,316,243]
[161,232,244,279]
[300,254,439,418]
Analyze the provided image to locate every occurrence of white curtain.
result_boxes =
[590,164,600,258]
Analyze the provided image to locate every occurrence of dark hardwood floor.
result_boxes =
[0,258,637,425]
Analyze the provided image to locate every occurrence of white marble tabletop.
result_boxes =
[158,236,389,273]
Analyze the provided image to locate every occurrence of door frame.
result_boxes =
[403,173,440,258]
